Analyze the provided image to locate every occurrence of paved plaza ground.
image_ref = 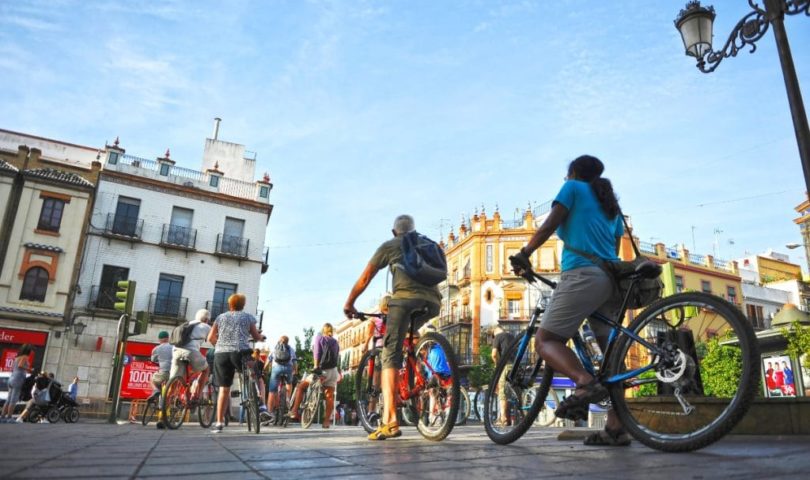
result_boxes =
[0,421,808,479]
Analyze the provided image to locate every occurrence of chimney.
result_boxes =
[212,117,222,140]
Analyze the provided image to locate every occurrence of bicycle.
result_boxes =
[141,388,162,426]
[162,362,216,429]
[265,372,290,427]
[354,310,460,442]
[300,371,324,429]
[237,352,262,434]
[484,260,760,452]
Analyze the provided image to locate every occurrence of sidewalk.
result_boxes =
[0,422,808,479]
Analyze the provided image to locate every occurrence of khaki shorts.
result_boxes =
[152,371,169,389]
[497,364,512,401]
[382,298,440,369]
[170,348,208,379]
[540,266,620,340]
[309,367,340,389]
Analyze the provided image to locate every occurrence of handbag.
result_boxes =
[566,212,663,310]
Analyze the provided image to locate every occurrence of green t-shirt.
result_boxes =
[370,236,442,303]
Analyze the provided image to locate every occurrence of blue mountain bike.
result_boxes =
[484,261,760,452]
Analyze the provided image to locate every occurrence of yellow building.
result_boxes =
[794,196,810,275]
[335,316,369,373]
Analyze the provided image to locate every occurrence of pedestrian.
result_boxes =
[344,214,442,440]
[491,324,515,426]
[207,293,263,433]
[150,331,173,429]
[510,154,629,446]
[68,377,79,402]
[1,344,33,422]
[360,296,388,423]
[289,323,340,428]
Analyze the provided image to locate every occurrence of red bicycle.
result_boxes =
[354,311,460,441]
[162,362,216,429]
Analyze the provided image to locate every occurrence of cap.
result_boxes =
[158,331,169,339]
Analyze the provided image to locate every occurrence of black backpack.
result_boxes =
[274,343,291,364]
[170,321,195,347]
[318,337,338,370]
[398,231,447,286]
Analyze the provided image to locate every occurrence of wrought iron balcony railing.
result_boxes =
[205,300,228,319]
[215,233,249,258]
[103,213,144,239]
[87,285,117,311]
[160,224,197,250]
[148,293,188,321]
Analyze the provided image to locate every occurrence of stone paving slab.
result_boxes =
[1,422,809,479]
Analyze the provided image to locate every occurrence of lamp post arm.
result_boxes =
[696,9,770,73]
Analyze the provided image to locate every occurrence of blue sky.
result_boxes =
[2,0,809,341]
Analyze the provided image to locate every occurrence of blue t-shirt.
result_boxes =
[554,180,623,271]
[427,345,451,378]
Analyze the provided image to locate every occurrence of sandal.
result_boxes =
[368,422,402,441]
[554,379,608,422]
[583,427,632,447]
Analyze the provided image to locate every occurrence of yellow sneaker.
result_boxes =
[368,422,402,440]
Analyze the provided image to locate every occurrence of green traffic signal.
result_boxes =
[113,280,136,315]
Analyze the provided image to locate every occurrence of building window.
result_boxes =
[20,267,49,302]
[167,207,194,246]
[37,198,65,232]
[727,286,737,304]
[155,274,184,316]
[746,304,765,329]
[113,196,141,236]
[108,151,119,165]
[159,163,171,176]
[486,245,493,273]
[485,289,493,303]
[212,281,237,318]
[209,175,220,188]
[259,186,269,198]
[701,280,711,294]
[507,299,521,318]
[674,275,684,293]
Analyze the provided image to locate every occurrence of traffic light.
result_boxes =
[114,280,136,315]
[132,311,149,335]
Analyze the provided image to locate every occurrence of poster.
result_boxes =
[763,355,796,398]
[120,360,159,399]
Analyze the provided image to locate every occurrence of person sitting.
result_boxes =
[289,323,341,428]
[170,309,212,402]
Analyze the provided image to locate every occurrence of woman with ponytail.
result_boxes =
[510,154,631,446]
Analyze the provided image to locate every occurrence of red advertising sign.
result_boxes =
[121,360,159,400]
[0,349,35,372]
[0,328,48,346]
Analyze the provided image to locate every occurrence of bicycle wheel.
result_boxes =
[608,292,760,452]
[455,387,470,425]
[484,334,548,445]
[414,332,460,441]
[356,349,384,434]
[277,383,289,427]
[163,376,188,430]
[246,375,260,434]
[141,397,158,426]
[65,406,80,423]
[198,381,215,428]
[301,387,320,429]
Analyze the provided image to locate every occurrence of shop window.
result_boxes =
[37,198,65,232]
[20,267,49,302]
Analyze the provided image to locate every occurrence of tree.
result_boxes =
[295,327,315,373]
[467,344,494,390]
[336,372,355,405]
[781,320,810,369]
[700,336,743,397]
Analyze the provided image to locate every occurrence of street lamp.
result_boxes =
[675,0,810,194]
[73,321,86,346]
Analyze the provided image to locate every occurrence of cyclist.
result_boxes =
[169,309,211,402]
[360,295,389,423]
[510,154,630,446]
[207,293,263,433]
[344,214,441,440]
[265,336,296,421]
[491,324,515,426]
[289,323,340,428]
[150,331,172,429]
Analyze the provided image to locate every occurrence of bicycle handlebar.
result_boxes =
[522,269,558,289]
[354,311,385,321]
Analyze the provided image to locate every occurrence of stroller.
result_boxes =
[27,380,80,423]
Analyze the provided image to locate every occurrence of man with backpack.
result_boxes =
[344,214,443,440]
[169,309,212,401]
[265,335,296,419]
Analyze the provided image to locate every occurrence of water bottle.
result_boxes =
[581,321,604,368]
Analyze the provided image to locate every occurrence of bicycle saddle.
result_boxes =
[635,260,662,279]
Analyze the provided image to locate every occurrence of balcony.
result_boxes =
[87,285,117,311]
[102,213,143,241]
[499,308,531,321]
[261,247,269,274]
[215,233,249,259]
[205,300,228,319]
[160,224,197,251]
[438,312,472,329]
[148,293,188,323]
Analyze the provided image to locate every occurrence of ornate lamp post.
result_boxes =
[675,0,810,193]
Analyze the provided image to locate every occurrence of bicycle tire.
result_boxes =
[198,381,215,428]
[277,381,288,427]
[608,292,760,452]
[163,376,188,430]
[534,382,559,427]
[141,397,158,426]
[355,349,383,434]
[414,332,460,441]
[301,387,320,429]
[483,334,548,445]
[65,406,80,423]
[247,373,261,434]
[455,387,470,426]
[46,408,61,423]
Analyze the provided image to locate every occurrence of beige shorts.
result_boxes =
[310,367,340,389]
[497,364,513,401]
[170,348,208,379]
[540,266,620,340]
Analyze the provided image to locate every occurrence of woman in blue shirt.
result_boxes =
[511,155,629,446]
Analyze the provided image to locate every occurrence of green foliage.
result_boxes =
[295,327,315,373]
[337,372,355,405]
[700,336,743,397]
[468,344,494,389]
[635,369,658,397]
[780,320,810,369]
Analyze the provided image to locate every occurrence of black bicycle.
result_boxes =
[238,353,262,434]
[484,261,760,452]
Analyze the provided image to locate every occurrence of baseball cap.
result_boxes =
[158,331,169,339]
